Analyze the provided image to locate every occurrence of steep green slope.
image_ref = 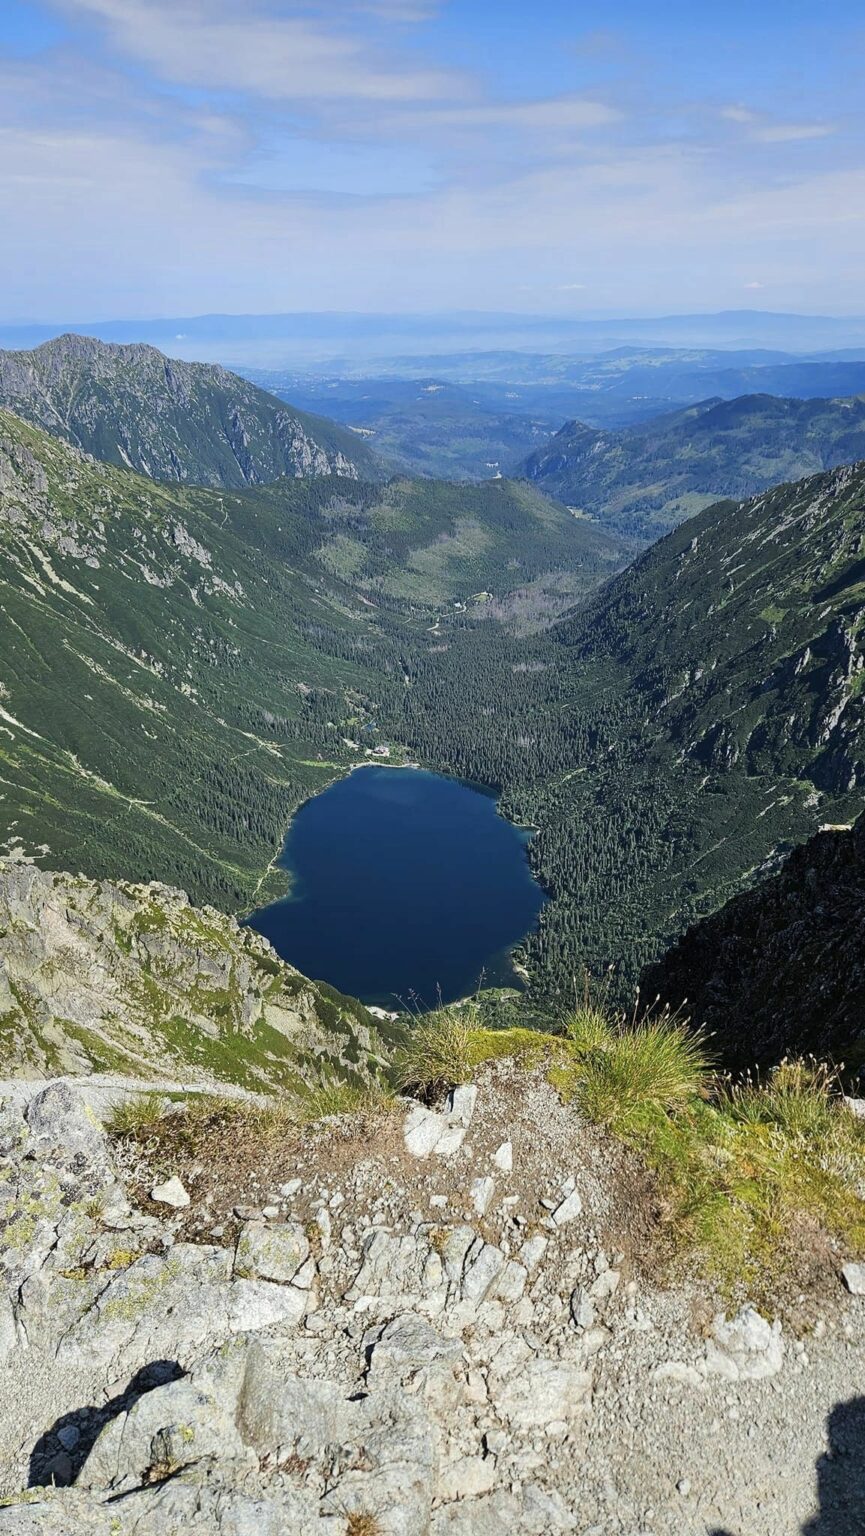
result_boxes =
[521,393,865,541]
[385,462,865,995]
[0,411,626,912]
[0,334,381,488]
[313,474,628,608]
[0,410,401,910]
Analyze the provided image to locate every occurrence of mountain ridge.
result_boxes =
[0,334,382,488]
[521,391,865,540]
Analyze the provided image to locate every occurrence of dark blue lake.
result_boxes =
[248,766,545,1008]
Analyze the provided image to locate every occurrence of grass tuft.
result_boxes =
[106,1092,169,1136]
[567,1013,713,1130]
[394,1002,563,1096]
[394,1004,480,1095]
[345,1515,383,1536]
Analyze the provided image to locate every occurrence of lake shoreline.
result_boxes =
[247,764,546,1010]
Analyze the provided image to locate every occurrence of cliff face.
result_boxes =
[0,334,381,488]
[641,813,865,1073]
[0,859,390,1088]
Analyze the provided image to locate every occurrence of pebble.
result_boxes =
[470,1176,495,1217]
[551,1189,583,1226]
[150,1175,190,1209]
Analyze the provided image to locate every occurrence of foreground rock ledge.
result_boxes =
[0,1072,863,1534]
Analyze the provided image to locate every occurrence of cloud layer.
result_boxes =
[2,0,864,318]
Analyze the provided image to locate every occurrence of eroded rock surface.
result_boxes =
[0,1071,864,1534]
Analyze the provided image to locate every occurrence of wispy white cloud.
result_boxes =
[721,105,836,143]
[392,95,622,133]
[3,2,865,318]
[58,0,464,101]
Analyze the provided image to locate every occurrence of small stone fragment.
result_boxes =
[150,1175,190,1210]
[404,1104,447,1158]
[448,1083,478,1128]
[551,1189,583,1226]
[470,1176,495,1217]
[492,1140,513,1173]
[842,1262,865,1295]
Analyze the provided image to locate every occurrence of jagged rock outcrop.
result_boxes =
[0,1068,862,1533]
[0,859,391,1087]
[0,335,380,488]
[642,813,865,1072]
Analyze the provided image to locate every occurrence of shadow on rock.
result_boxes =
[28,1359,184,1487]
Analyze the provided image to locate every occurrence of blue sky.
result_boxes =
[2,0,864,319]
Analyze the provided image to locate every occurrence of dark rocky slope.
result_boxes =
[642,813,865,1073]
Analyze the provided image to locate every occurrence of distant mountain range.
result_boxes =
[0,334,381,489]
[3,309,865,367]
[246,374,562,481]
[521,392,865,541]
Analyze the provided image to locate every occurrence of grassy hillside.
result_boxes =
[384,462,865,995]
[0,410,403,909]
[521,392,865,541]
[312,474,628,608]
[0,411,626,911]
[0,334,382,488]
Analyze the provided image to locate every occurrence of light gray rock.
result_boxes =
[79,1378,248,1491]
[367,1314,463,1413]
[462,1241,506,1304]
[653,1361,704,1387]
[437,1453,497,1501]
[150,1175,190,1209]
[26,1080,108,1169]
[470,1176,495,1217]
[492,1140,513,1173]
[590,1268,620,1301]
[842,1261,865,1295]
[550,1189,583,1226]
[570,1287,596,1330]
[493,1259,528,1305]
[518,1234,548,1273]
[447,1083,478,1128]
[404,1104,447,1158]
[433,1124,467,1158]
[704,1305,784,1381]
[234,1221,309,1284]
[493,1358,593,1428]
